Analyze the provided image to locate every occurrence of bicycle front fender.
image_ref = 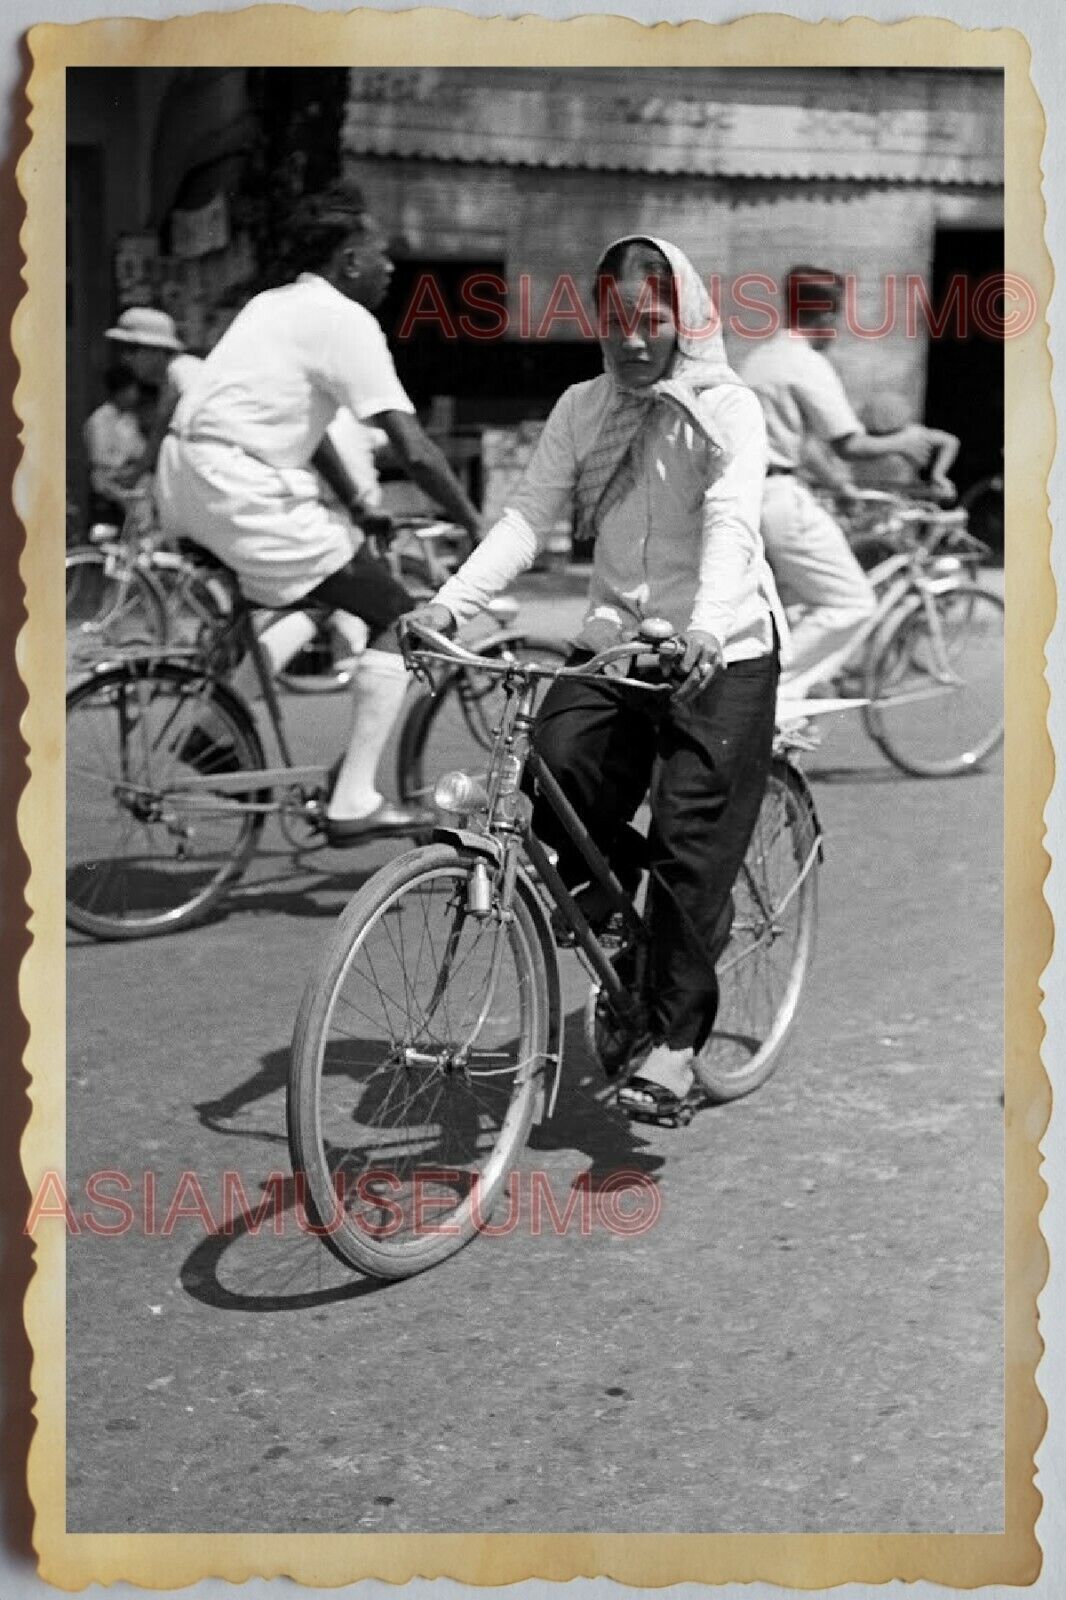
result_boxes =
[431,827,563,1122]
[513,863,564,1122]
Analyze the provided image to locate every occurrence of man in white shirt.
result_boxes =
[157,184,482,841]
[740,266,956,693]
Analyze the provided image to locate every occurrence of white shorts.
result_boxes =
[156,435,359,608]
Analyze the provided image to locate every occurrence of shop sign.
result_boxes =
[113,232,159,308]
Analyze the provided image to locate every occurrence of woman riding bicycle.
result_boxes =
[412,235,783,1123]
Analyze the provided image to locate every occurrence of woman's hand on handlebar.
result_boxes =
[404,601,458,638]
[673,629,725,705]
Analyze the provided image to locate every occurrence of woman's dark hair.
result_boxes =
[104,361,138,397]
[591,240,676,325]
[785,265,845,328]
[280,180,374,277]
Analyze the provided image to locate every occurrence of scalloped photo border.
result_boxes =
[13,7,1053,1589]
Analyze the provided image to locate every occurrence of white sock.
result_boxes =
[232,611,318,700]
[327,648,410,822]
[332,612,369,658]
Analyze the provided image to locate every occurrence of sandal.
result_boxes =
[617,1042,698,1126]
[617,1076,699,1127]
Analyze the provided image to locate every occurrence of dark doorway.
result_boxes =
[67,143,107,539]
[922,226,1004,513]
[380,258,602,425]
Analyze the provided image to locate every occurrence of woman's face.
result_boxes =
[598,270,678,389]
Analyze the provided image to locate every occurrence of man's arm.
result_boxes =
[136,379,182,479]
[311,431,393,537]
[312,430,365,511]
[371,410,482,538]
[832,422,953,472]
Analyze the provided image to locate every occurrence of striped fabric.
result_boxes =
[572,387,656,543]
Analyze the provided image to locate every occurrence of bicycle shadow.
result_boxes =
[66,853,383,949]
[802,762,906,786]
[182,1011,669,1312]
[523,1008,667,1183]
[193,1042,292,1138]
[179,1172,390,1313]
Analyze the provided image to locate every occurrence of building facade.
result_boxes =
[67,66,1004,524]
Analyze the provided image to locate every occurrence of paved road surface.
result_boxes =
[63,572,1003,1534]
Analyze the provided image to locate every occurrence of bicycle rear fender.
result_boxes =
[781,761,825,864]
[432,825,564,1122]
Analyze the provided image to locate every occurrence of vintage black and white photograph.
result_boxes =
[38,34,1035,1572]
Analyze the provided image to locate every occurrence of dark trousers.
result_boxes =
[306,544,413,646]
[530,648,779,1049]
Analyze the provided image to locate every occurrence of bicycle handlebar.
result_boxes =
[399,615,684,690]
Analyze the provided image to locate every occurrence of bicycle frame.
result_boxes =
[781,517,981,699]
[112,599,332,813]
[410,634,684,1025]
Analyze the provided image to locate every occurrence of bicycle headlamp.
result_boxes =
[432,770,488,816]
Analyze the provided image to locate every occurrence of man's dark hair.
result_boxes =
[104,361,138,396]
[281,180,373,277]
[785,265,845,328]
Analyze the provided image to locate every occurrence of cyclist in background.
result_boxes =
[412,235,783,1123]
[739,266,958,696]
[157,182,482,843]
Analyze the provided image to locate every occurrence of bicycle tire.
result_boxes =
[66,545,168,679]
[584,760,819,1103]
[862,582,1004,778]
[289,843,549,1280]
[959,477,1004,560]
[66,660,268,940]
[694,760,819,1101]
[396,632,570,805]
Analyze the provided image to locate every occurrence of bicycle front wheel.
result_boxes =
[66,546,168,680]
[695,760,820,1102]
[397,632,569,805]
[862,582,1004,777]
[289,845,549,1280]
[66,661,267,940]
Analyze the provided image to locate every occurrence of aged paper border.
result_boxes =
[15,8,1052,1589]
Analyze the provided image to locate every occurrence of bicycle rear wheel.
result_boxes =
[695,760,820,1102]
[66,660,267,939]
[862,583,1004,777]
[397,632,569,804]
[66,546,168,679]
[289,844,549,1280]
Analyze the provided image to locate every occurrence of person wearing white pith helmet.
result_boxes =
[102,307,201,488]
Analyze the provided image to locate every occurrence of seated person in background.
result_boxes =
[103,306,192,481]
[83,361,146,526]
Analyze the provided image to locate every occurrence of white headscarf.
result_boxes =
[573,236,746,535]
